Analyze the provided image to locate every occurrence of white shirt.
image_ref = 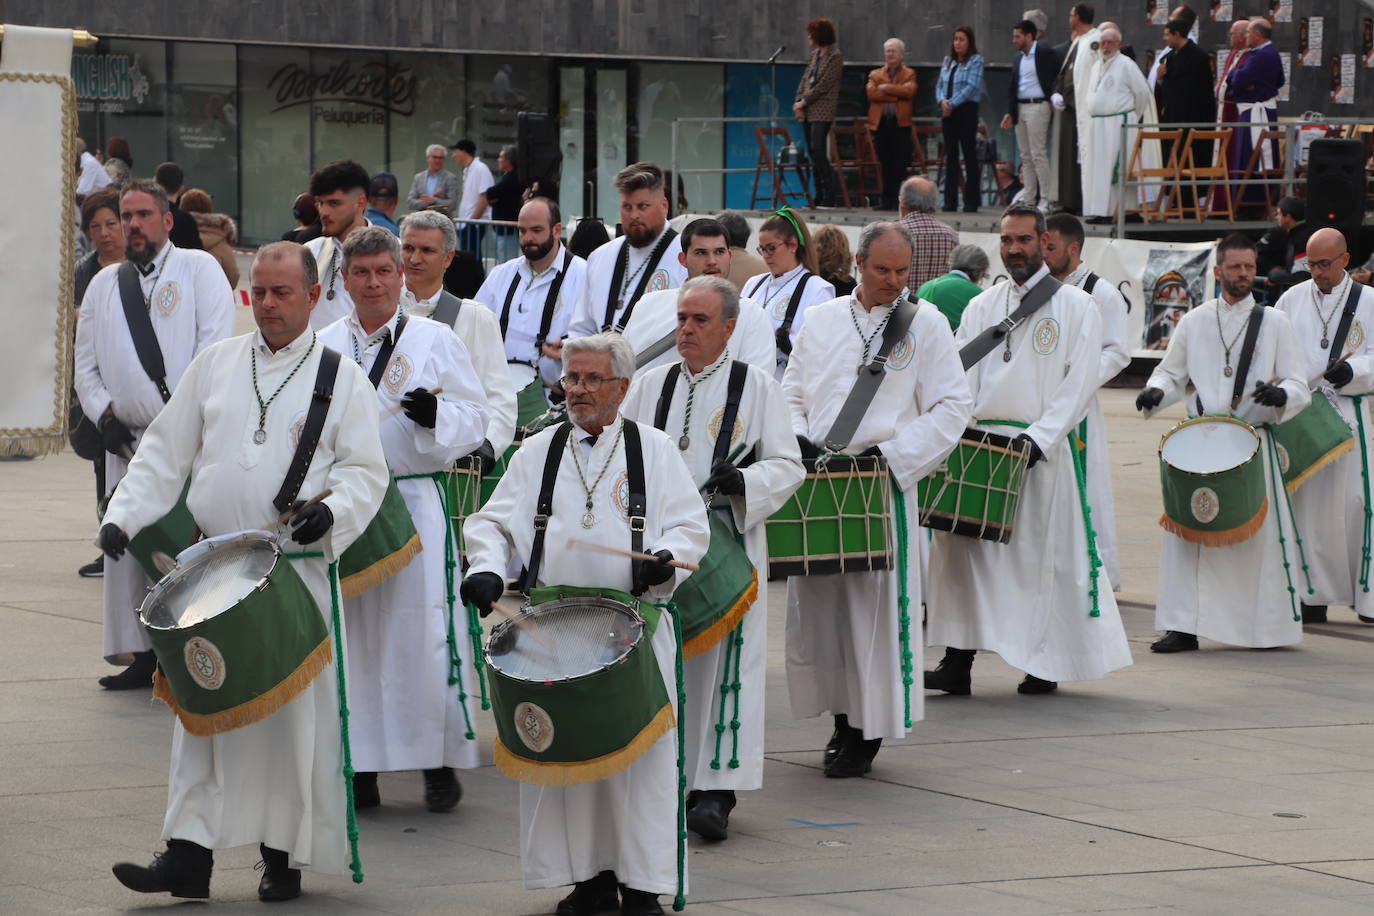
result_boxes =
[458,158,495,221]
[1017,41,1043,99]
[474,245,588,379]
[569,230,689,338]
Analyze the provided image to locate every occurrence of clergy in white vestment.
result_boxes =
[1273,228,1374,624]
[462,332,708,916]
[1044,213,1131,590]
[566,163,687,340]
[620,218,777,375]
[1138,233,1310,652]
[74,179,235,689]
[743,208,836,380]
[1081,27,1159,220]
[400,209,518,462]
[621,276,804,841]
[104,241,389,901]
[304,159,375,329]
[783,223,972,776]
[319,227,491,813]
[926,205,1131,695]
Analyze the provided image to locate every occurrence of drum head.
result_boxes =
[488,596,644,682]
[139,532,279,630]
[1160,419,1259,474]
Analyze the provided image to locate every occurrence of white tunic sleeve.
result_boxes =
[1145,305,1195,414]
[1024,293,1103,454]
[457,302,517,454]
[407,328,490,464]
[1093,281,1132,387]
[732,373,805,532]
[882,306,974,490]
[189,253,237,355]
[74,277,112,420]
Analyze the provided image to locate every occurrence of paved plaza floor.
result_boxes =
[4,389,1374,914]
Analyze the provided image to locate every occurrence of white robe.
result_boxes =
[567,229,688,339]
[464,415,709,894]
[473,246,588,386]
[1274,278,1374,614]
[622,356,804,791]
[928,267,1132,682]
[742,268,837,380]
[782,295,972,739]
[619,287,777,376]
[101,328,390,873]
[73,243,235,661]
[1146,296,1310,647]
[320,312,490,773]
[1083,53,1157,218]
[1047,28,1102,203]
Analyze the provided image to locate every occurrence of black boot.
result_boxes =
[99,650,155,690]
[924,647,975,695]
[556,870,618,916]
[1301,603,1328,623]
[823,714,851,767]
[423,766,462,812]
[619,885,665,916]
[256,845,301,902]
[686,789,736,842]
[1018,674,1058,695]
[1150,631,1199,653]
[826,729,878,778]
[112,838,212,898]
[352,770,380,809]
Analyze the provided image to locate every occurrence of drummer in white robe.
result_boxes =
[319,227,491,812]
[1138,233,1309,651]
[103,241,389,901]
[744,208,836,380]
[1274,228,1374,623]
[621,218,776,375]
[74,179,234,689]
[1044,213,1131,589]
[926,204,1131,695]
[462,332,708,916]
[621,276,804,841]
[303,159,375,328]
[1081,27,1158,222]
[783,223,972,777]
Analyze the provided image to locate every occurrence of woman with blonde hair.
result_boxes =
[743,207,835,378]
[178,188,239,288]
[812,225,856,296]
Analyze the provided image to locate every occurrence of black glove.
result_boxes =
[98,522,128,560]
[401,387,438,429]
[1013,433,1045,468]
[98,409,135,457]
[1251,381,1288,408]
[467,439,497,476]
[459,571,505,617]
[1135,387,1164,412]
[1325,361,1355,389]
[288,500,334,544]
[796,435,821,459]
[703,460,745,496]
[635,549,676,591]
[860,444,883,458]
[774,326,793,357]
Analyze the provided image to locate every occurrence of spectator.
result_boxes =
[1000,19,1057,211]
[661,169,690,217]
[1022,8,1050,37]
[995,161,1025,206]
[937,25,986,213]
[1146,5,1197,96]
[103,136,131,184]
[282,192,321,243]
[483,145,526,261]
[153,162,205,251]
[718,210,766,291]
[75,138,112,201]
[450,138,494,253]
[1257,196,1313,280]
[178,188,239,288]
[1157,16,1215,204]
[407,143,458,214]
[74,188,124,307]
[918,243,989,331]
[793,18,843,208]
[1049,5,1099,216]
[813,225,857,296]
[567,216,611,261]
[366,172,402,236]
[1352,252,1373,287]
[866,38,917,211]
[897,176,959,292]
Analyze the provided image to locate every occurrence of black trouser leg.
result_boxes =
[875,115,906,208]
[957,105,981,210]
[941,113,963,210]
[93,457,105,502]
[806,120,834,205]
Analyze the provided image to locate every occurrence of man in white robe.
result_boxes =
[104,241,389,901]
[621,277,804,841]
[621,218,776,376]
[1044,213,1131,589]
[74,179,235,689]
[927,205,1132,694]
[1273,228,1374,624]
[319,227,491,812]
[305,159,374,329]
[1082,27,1158,221]
[1139,233,1309,651]
[783,223,972,776]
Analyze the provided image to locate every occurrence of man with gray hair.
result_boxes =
[463,331,708,916]
[622,276,803,841]
[407,143,458,214]
[866,37,917,210]
[916,243,989,330]
[897,175,960,292]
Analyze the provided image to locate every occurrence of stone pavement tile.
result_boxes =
[0,884,122,916]
[1297,859,1374,883]
[1180,827,1374,865]
[1018,864,1374,910]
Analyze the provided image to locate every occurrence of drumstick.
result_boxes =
[275,488,333,526]
[1308,348,1357,389]
[382,387,443,420]
[569,538,701,572]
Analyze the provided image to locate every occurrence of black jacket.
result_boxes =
[169,204,203,251]
[1157,40,1216,126]
[1006,42,1060,122]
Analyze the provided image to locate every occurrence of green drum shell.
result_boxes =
[766,454,893,577]
[338,475,421,597]
[126,480,197,581]
[1158,416,1267,545]
[916,428,1031,544]
[1269,392,1355,492]
[514,375,549,430]
[672,512,758,659]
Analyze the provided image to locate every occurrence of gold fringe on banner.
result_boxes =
[1158,498,1268,548]
[681,570,758,660]
[493,703,675,786]
[339,532,422,598]
[1285,439,1355,494]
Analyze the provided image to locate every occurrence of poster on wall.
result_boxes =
[1146,1,1167,25]
[1332,55,1356,104]
[1269,0,1292,24]
[1364,19,1374,68]
[1299,17,1323,67]
[1210,1,1233,22]
[1278,53,1291,102]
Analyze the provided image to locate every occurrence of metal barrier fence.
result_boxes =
[452,216,520,271]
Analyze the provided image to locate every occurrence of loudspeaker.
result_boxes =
[517,112,563,198]
[1306,139,1365,251]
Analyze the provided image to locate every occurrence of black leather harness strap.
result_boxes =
[272,346,342,514]
[116,260,172,403]
[525,421,574,592]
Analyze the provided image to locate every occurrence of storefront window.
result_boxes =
[387,51,466,205]
[168,42,238,218]
[466,57,550,180]
[238,45,311,244]
[72,38,169,175]
[307,48,389,172]
[637,62,725,213]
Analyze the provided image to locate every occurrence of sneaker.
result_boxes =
[79,556,104,578]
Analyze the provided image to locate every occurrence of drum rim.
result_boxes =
[485,595,646,684]
[137,531,282,631]
[1158,415,1261,477]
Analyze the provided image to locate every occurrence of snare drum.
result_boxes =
[338,476,422,597]
[916,428,1032,544]
[1269,391,1355,493]
[672,513,758,659]
[1158,416,1268,547]
[126,481,198,580]
[765,454,894,577]
[486,585,673,786]
[140,531,330,736]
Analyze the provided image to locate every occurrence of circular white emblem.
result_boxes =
[381,354,413,396]
[1276,443,1291,474]
[886,332,916,371]
[1350,321,1366,352]
[647,269,670,293]
[183,637,226,690]
[1032,317,1060,355]
[612,471,631,520]
[513,701,554,752]
[154,282,180,316]
[1190,487,1220,524]
[707,407,745,450]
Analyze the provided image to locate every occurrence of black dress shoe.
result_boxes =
[256,845,301,902]
[686,789,735,841]
[99,650,155,690]
[353,771,380,809]
[79,555,104,578]
[1018,674,1058,694]
[924,648,975,695]
[1150,630,1199,653]
[423,766,462,812]
[112,839,212,898]
[1301,603,1328,623]
[823,714,851,767]
[1360,615,1374,624]
[825,731,878,778]
[556,870,618,916]
[619,885,665,916]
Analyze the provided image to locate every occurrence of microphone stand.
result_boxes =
[768,44,786,206]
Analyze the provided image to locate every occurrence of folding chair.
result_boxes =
[1126,128,1185,223]
[1231,128,1286,216]
[1177,129,1234,222]
[829,119,882,209]
[750,126,813,210]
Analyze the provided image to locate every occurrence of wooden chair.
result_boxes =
[911,125,942,180]
[1231,128,1286,216]
[1177,129,1234,222]
[1125,129,1185,223]
[750,126,813,210]
[829,119,882,208]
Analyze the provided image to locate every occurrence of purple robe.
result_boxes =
[1226,42,1284,194]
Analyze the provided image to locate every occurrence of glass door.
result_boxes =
[558,67,586,220]
[595,68,628,225]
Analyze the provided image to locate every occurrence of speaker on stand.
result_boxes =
[1306,138,1366,258]
[517,112,563,201]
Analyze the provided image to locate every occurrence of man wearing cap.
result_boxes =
[451,139,494,254]
[408,144,459,215]
[366,173,401,237]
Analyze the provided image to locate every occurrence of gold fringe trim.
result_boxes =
[1284,438,1355,494]
[1158,497,1268,548]
[339,532,422,598]
[493,702,675,786]
[0,435,66,458]
[681,569,758,660]
[151,637,334,737]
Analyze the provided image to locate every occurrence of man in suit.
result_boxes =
[1000,19,1059,211]
[1157,16,1216,209]
[407,144,459,215]
[867,38,918,211]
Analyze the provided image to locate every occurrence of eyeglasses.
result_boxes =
[1309,256,1346,271]
[757,242,792,257]
[559,374,620,391]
